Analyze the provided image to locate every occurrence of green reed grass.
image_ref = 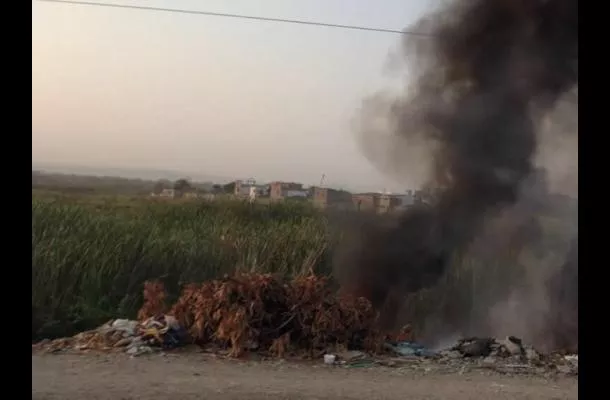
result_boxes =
[32,192,570,341]
[32,196,331,339]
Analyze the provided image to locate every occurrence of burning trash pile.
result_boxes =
[331,336,577,376]
[437,336,578,374]
[34,274,384,358]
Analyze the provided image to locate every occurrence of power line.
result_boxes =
[36,0,432,37]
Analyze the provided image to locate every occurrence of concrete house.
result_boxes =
[312,187,353,209]
[269,182,307,202]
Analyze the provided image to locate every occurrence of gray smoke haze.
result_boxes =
[458,165,577,352]
[535,95,578,196]
[338,0,577,350]
[478,98,578,352]
[354,93,435,190]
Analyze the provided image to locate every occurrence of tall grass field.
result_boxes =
[32,191,573,342]
[32,194,332,339]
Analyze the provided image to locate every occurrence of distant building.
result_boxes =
[269,181,306,202]
[413,187,440,205]
[378,193,393,213]
[312,187,352,209]
[285,189,309,199]
[235,179,269,201]
[392,190,416,211]
[234,179,254,197]
[159,188,177,198]
[183,192,201,199]
[352,193,378,212]
[247,186,258,203]
[201,193,216,201]
[352,192,407,214]
[198,182,215,193]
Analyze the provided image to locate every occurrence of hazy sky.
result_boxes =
[32,0,437,191]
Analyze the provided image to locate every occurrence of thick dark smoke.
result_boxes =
[339,0,578,331]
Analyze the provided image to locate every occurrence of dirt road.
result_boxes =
[32,353,577,400]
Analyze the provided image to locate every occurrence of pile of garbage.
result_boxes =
[383,336,578,375]
[323,336,577,376]
[445,336,539,360]
[33,315,188,357]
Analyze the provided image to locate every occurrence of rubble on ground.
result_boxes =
[323,336,577,376]
[32,315,188,357]
[402,336,577,376]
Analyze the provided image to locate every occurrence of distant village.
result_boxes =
[151,178,439,214]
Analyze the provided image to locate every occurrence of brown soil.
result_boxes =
[32,353,577,400]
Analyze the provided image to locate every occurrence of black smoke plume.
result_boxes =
[339,0,578,329]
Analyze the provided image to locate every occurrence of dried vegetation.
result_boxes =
[139,274,384,357]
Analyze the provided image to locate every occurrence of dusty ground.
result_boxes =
[32,353,577,400]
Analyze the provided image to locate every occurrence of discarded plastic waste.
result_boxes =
[385,341,436,357]
[139,315,188,350]
[127,345,153,357]
[346,359,375,368]
[337,351,366,363]
[564,355,578,363]
[501,336,524,356]
[324,354,337,365]
[454,337,494,357]
[32,313,189,355]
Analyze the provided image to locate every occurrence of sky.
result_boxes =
[32,0,439,192]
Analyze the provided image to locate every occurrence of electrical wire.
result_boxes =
[36,0,433,37]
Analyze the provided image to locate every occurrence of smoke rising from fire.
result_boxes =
[339,0,578,345]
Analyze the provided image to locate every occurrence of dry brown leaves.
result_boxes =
[137,280,167,321]
[138,273,384,358]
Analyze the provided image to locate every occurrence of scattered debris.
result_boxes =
[564,354,578,365]
[336,350,367,363]
[111,319,138,336]
[444,350,462,359]
[482,356,497,365]
[501,336,524,356]
[384,341,436,357]
[431,336,578,376]
[32,314,188,356]
[556,364,573,374]
[525,347,541,363]
[346,359,376,368]
[126,342,153,357]
[324,354,337,365]
[454,337,494,357]
[139,315,188,349]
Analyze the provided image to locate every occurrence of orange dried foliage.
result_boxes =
[139,273,385,358]
[137,280,168,321]
[269,332,290,358]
